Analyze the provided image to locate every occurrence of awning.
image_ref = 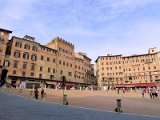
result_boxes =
[65,83,75,86]
[115,84,128,87]
[134,83,156,87]
[45,81,57,85]
[126,85,135,87]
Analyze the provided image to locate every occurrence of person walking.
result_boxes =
[142,89,145,98]
[117,88,120,94]
[41,89,44,98]
[149,88,153,99]
[34,88,39,99]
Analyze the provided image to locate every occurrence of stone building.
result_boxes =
[0,28,12,86]
[0,28,94,88]
[96,47,160,88]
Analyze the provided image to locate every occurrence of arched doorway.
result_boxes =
[1,69,8,86]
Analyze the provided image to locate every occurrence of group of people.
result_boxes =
[148,88,159,99]
[116,87,159,99]
[142,88,159,99]
[34,88,44,99]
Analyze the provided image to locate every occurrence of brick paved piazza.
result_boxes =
[0,88,160,120]
[0,92,160,120]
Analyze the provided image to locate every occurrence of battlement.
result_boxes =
[47,36,74,47]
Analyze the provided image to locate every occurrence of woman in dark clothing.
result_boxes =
[34,88,39,99]
[41,89,44,98]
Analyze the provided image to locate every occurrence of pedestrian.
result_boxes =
[41,89,44,98]
[122,88,125,94]
[149,88,153,99]
[155,89,158,98]
[34,88,39,99]
[142,89,145,98]
[117,88,120,94]
[152,88,156,99]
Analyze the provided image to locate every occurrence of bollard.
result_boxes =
[19,88,22,95]
[29,90,33,98]
[63,94,68,105]
[115,99,122,113]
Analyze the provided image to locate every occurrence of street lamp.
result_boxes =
[62,76,68,105]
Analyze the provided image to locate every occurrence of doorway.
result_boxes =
[1,69,8,86]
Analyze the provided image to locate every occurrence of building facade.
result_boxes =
[96,48,160,88]
[0,28,94,88]
[0,28,12,86]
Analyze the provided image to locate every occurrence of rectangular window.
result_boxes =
[41,55,44,60]
[23,63,27,69]
[31,55,37,61]
[53,69,55,74]
[13,61,18,68]
[14,51,21,58]
[0,38,4,44]
[39,74,42,78]
[22,71,26,77]
[47,57,50,62]
[15,42,22,48]
[60,70,63,75]
[68,72,72,76]
[40,66,43,71]
[59,60,61,65]
[4,60,9,67]
[23,53,29,59]
[53,59,55,63]
[48,67,50,73]
[24,44,30,50]
[50,75,54,80]
[13,70,16,75]
[0,50,2,56]
[31,64,35,71]
[143,67,145,70]
[32,46,37,51]
[31,72,34,77]
[148,66,150,70]
[67,62,69,66]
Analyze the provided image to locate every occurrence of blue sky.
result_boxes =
[1,0,160,63]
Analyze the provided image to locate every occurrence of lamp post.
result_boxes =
[62,76,68,105]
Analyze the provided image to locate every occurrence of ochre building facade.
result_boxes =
[96,48,160,88]
[0,28,94,88]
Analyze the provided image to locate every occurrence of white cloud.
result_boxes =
[1,0,160,62]
[0,0,38,26]
[96,0,160,21]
